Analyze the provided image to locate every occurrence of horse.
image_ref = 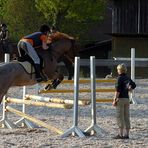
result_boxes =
[0,41,75,80]
[0,38,79,104]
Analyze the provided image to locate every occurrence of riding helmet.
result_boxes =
[40,25,50,33]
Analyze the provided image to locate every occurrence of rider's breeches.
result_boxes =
[17,41,40,64]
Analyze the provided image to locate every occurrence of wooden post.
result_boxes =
[6,106,63,135]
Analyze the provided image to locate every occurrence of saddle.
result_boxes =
[11,59,35,75]
[16,55,44,77]
[17,61,35,74]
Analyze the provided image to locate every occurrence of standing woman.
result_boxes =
[113,63,136,139]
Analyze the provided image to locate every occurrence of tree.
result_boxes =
[0,0,7,22]
[3,0,47,41]
[35,0,108,42]
[1,0,108,42]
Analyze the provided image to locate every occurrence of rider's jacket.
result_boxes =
[21,32,47,48]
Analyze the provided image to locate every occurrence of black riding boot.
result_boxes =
[34,64,47,82]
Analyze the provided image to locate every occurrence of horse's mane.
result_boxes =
[49,32,74,42]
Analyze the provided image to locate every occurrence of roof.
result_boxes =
[80,40,112,52]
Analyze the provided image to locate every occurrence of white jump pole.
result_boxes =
[15,86,27,126]
[131,48,137,104]
[4,53,10,63]
[15,85,38,128]
[84,56,107,135]
[61,57,85,138]
[0,53,17,128]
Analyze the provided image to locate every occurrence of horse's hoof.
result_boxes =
[44,84,53,90]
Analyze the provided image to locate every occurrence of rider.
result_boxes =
[17,24,50,82]
[0,23,9,53]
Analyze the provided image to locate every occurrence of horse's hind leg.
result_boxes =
[0,84,11,104]
[44,72,64,90]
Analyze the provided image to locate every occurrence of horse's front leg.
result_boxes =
[44,71,64,90]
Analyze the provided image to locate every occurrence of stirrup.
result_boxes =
[36,77,43,83]
[36,75,48,83]
[41,74,48,82]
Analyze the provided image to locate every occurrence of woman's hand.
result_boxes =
[128,85,133,92]
[112,98,118,106]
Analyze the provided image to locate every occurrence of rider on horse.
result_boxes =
[17,25,50,82]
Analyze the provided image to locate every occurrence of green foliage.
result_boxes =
[1,0,108,43]
[36,0,107,24]
[0,0,7,21]
[3,0,48,41]
[35,0,108,42]
[66,0,106,21]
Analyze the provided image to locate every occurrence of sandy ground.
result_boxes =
[0,79,147,148]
